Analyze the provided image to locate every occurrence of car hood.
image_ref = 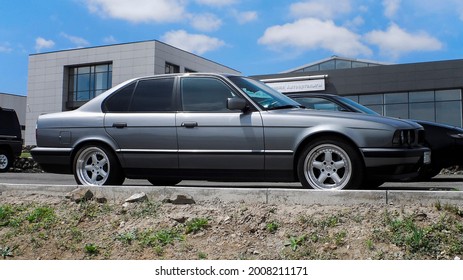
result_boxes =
[265,108,423,130]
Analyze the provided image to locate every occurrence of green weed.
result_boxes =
[288,235,306,251]
[185,218,209,234]
[266,221,279,233]
[0,246,14,259]
[84,243,99,255]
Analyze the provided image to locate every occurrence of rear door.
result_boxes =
[104,77,178,170]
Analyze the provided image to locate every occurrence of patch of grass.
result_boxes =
[266,221,279,233]
[0,205,14,226]
[20,152,31,158]
[84,243,99,255]
[372,209,463,258]
[287,235,306,251]
[334,230,347,246]
[131,201,160,218]
[116,230,138,245]
[78,201,111,221]
[198,252,207,259]
[442,203,463,217]
[185,218,209,234]
[139,228,184,247]
[319,215,341,228]
[26,206,56,228]
[0,246,14,259]
[366,239,375,251]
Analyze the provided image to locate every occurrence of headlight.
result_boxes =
[449,133,463,139]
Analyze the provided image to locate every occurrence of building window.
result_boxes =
[165,62,180,74]
[354,89,462,127]
[68,63,112,108]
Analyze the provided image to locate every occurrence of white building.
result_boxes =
[26,40,240,145]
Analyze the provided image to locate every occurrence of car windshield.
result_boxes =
[340,97,380,115]
[228,76,302,110]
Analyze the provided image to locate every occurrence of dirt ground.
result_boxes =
[1,190,463,260]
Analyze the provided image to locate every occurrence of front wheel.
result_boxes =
[73,145,125,186]
[297,139,364,190]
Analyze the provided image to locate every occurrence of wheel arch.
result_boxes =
[293,132,365,178]
[70,139,122,169]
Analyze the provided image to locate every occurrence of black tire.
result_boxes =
[147,179,181,186]
[73,145,125,186]
[297,138,364,190]
[0,149,13,173]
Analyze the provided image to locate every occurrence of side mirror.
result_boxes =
[227,97,247,111]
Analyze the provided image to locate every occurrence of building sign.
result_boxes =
[265,79,325,93]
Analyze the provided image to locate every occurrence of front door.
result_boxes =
[176,76,264,172]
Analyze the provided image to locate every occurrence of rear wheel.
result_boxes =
[73,145,125,186]
[0,149,13,172]
[297,138,364,190]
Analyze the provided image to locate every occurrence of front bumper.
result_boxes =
[31,147,73,174]
[361,147,431,180]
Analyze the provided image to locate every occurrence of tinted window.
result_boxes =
[104,83,135,112]
[130,78,174,112]
[181,77,235,112]
[0,109,20,138]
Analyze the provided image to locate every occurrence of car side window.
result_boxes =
[104,83,135,112]
[181,77,235,112]
[130,78,175,112]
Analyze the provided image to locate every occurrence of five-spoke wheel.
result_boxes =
[298,138,363,190]
[73,145,124,186]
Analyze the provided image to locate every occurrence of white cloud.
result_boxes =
[0,43,12,53]
[383,0,401,19]
[161,30,225,55]
[103,35,118,44]
[35,37,55,52]
[195,0,237,6]
[364,23,443,58]
[289,0,351,20]
[61,33,90,48]
[190,13,222,32]
[258,18,372,57]
[85,0,187,23]
[232,10,257,24]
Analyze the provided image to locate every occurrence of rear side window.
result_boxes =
[104,83,135,112]
[130,78,175,112]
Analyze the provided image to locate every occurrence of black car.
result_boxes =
[287,93,463,179]
[0,107,22,172]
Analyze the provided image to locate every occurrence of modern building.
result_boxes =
[254,56,463,128]
[0,92,27,137]
[25,40,240,145]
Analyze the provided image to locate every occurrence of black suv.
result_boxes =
[0,107,22,172]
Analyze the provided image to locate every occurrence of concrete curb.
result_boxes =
[1,183,462,206]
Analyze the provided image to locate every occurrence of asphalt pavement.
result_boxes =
[1,172,463,190]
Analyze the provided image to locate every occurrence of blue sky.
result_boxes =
[1,0,463,96]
